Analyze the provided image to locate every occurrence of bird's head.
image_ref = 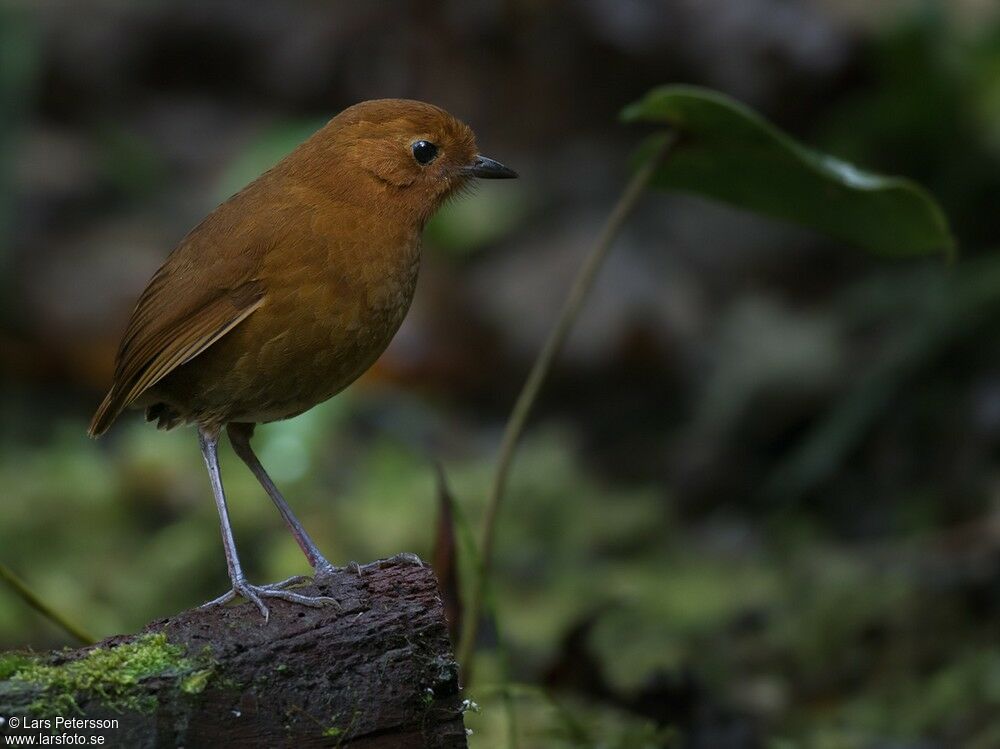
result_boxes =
[302,99,517,224]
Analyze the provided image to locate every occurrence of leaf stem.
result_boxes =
[456,133,676,679]
[0,561,96,645]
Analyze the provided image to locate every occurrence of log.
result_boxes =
[0,557,468,748]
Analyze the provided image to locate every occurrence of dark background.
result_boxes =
[2,1,999,746]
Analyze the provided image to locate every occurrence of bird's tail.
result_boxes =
[88,388,123,438]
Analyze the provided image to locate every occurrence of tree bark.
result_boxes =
[0,558,468,748]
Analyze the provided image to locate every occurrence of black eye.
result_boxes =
[411,140,438,165]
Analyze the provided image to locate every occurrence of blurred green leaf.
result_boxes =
[215,118,328,201]
[425,183,530,257]
[621,85,955,259]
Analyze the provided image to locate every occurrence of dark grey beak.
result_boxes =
[464,155,518,179]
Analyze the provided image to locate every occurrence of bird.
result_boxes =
[88,99,517,620]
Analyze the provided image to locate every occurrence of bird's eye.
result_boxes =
[411,140,438,165]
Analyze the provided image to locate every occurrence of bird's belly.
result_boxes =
[152,265,418,426]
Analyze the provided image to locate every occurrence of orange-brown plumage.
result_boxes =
[87,99,516,618]
[90,99,506,437]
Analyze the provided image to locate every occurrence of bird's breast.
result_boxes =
[248,233,423,407]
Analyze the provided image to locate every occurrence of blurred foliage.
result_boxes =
[624,86,954,258]
[2,412,997,746]
[816,8,1000,249]
[765,255,1000,501]
[0,4,39,273]
[426,183,534,257]
[214,118,328,202]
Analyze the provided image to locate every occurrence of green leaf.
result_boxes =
[622,85,955,259]
[215,118,328,202]
[425,183,531,257]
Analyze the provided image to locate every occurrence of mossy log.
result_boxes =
[0,558,468,748]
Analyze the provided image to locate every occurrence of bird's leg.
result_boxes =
[226,423,339,579]
[198,426,338,621]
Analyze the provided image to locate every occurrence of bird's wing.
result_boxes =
[88,200,273,437]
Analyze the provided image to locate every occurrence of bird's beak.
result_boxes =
[463,155,518,179]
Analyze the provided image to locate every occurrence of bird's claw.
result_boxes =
[311,559,364,579]
[267,574,311,589]
[312,560,339,580]
[311,556,414,584]
[387,552,425,567]
[202,574,340,622]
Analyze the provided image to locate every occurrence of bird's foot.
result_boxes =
[201,575,339,622]
[320,555,421,583]
[312,560,339,580]
[341,552,425,571]
[310,559,365,580]
[387,552,425,567]
[300,554,421,586]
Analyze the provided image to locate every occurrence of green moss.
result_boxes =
[320,708,362,744]
[179,668,212,695]
[4,633,215,714]
[0,652,38,680]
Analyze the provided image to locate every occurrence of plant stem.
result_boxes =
[0,561,96,645]
[456,133,676,679]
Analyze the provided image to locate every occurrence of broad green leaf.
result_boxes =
[622,85,955,259]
